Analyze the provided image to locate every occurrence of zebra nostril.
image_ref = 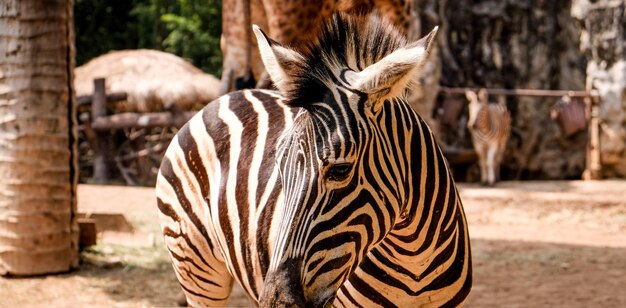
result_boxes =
[319,294,336,308]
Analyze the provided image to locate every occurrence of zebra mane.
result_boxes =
[286,13,408,107]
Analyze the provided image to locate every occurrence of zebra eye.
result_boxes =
[326,163,353,182]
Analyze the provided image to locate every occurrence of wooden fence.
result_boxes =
[77,78,604,184]
[77,78,195,184]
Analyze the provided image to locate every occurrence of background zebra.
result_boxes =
[465,89,511,186]
[156,13,471,307]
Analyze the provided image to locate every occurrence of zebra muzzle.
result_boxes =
[259,259,305,307]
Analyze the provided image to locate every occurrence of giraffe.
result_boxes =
[218,0,420,95]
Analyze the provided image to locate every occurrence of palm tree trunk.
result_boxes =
[0,0,78,275]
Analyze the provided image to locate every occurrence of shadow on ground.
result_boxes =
[467,238,626,308]
[1,231,624,307]
[3,182,623,307]
[75,258,181,307]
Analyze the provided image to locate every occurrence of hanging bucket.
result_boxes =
[551,95,587,137]
[440,97,466,127]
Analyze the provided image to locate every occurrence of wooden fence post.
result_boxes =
[92,78,110,183]
[584,93,602,180]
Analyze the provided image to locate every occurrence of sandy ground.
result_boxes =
[1,180,625,307]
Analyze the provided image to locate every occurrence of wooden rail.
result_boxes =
[91,111,195,131]
[77,92,127,107]
[439,86,599,98]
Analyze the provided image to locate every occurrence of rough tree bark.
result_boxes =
[0,0,79,275]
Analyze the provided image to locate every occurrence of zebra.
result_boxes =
[156,13,472,307]
[465,89,511,186]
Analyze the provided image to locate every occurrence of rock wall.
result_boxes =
[418,0,592,180]
[573,0,626,177]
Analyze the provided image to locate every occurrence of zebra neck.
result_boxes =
[478,106,493,134]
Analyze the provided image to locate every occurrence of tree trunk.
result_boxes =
[0,0,79,275]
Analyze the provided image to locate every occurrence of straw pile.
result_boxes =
[75,49,220,112]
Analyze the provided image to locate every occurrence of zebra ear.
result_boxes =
[353,27,438,101]
[465,90,478,103]
[253,25,305,95]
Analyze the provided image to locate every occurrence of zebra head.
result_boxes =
[254,14,437,307]
[466,88,488,132]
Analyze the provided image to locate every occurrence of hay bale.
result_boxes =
[75,49,220,112]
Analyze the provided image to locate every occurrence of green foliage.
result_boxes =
[74,0,223,76]
[158,0,222,74]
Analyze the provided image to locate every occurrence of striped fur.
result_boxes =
[466,89,511,186]
[157,14,471,307]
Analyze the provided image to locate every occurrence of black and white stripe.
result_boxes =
[466,89,511,186]
[157,13,472,307]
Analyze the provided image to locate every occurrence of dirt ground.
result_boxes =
[1,180,625,307]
